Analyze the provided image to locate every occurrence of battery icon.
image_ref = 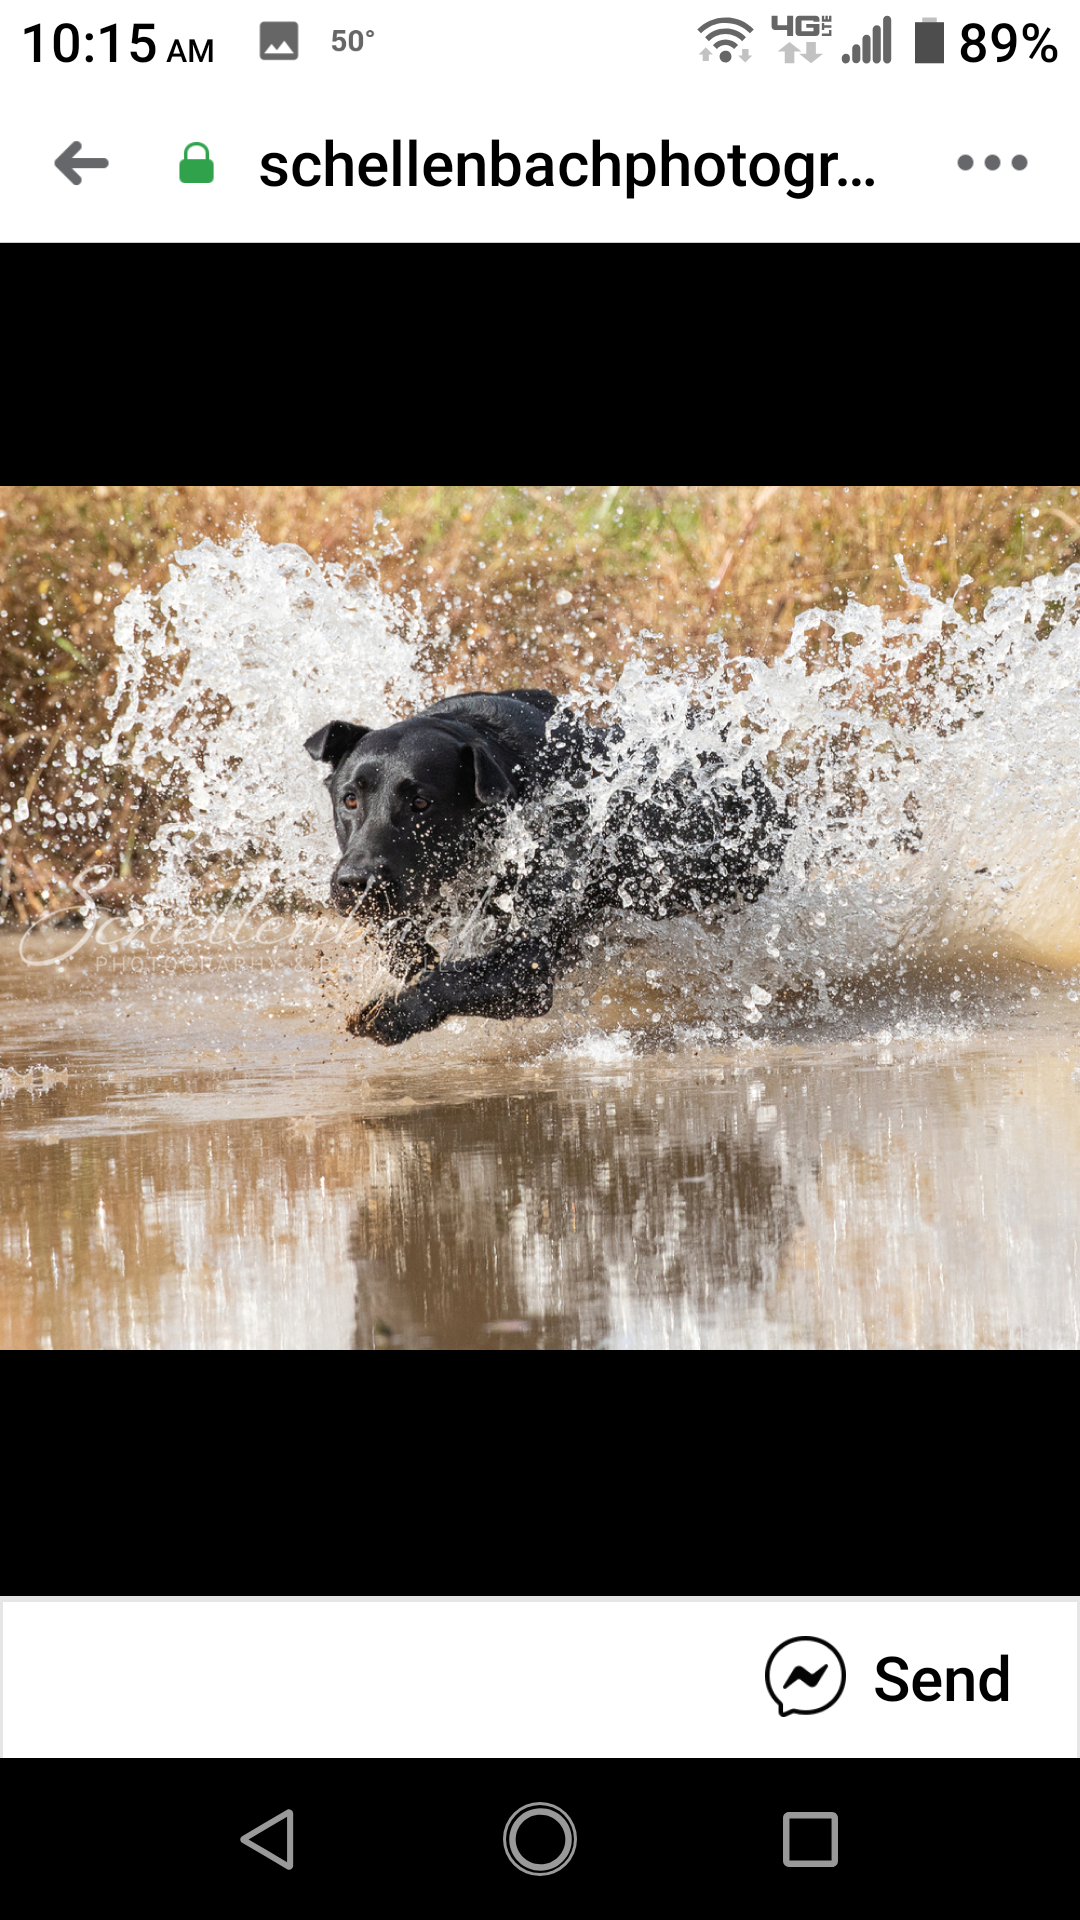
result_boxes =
[915,16,945,61]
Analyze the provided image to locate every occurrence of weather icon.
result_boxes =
[765,1635,846,1716]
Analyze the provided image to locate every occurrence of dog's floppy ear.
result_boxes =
[303,720,369,768]
[466,738,516,804]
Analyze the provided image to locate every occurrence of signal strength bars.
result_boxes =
[842,14,891,61]
[698,17,754,63]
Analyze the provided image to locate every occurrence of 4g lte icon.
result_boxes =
[876,1655,1009,1703]
[772,13,833,31]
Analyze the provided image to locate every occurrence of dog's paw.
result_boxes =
[345,987,439,1047]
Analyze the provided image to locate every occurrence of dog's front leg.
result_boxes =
[346,935,558,1046]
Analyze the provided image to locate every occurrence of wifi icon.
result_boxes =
[698,16,754,61]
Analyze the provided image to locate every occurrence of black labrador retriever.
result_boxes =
[304,689,790,1045]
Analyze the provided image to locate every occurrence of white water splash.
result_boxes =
[99,530,434,910]
[550,555,1080,1006]
[89,532,1080,1033]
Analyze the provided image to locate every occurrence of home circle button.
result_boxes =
[503,1803,578,1875]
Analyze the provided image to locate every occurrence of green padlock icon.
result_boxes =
[179,141,214,184]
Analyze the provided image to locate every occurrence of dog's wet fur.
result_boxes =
[304,689,790,1046]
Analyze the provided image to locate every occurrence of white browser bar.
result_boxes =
[3,1597,1075,1759]
[1,4,1073,244]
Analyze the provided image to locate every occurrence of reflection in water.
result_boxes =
[350,1086,801,1349]
[2,934,1080,1348]
[0,1102,359,1350]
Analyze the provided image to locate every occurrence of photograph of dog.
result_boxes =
[5,485,1078,1353]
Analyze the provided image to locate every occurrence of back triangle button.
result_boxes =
[240,1808,293,1869]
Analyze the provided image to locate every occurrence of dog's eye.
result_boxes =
[342,793,359,810]
[412,797,431,812]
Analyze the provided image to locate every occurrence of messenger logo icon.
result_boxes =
[765,1636,846,1717]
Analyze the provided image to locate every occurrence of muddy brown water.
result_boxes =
[2,925,1079,1349]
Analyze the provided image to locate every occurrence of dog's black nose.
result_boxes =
[330,860,394,914]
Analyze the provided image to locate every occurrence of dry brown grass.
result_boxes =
[2,483,1076,922]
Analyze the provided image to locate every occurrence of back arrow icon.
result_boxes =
[241,1809,293,1869]
[55,141,109,185]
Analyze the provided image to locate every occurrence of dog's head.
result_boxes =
[304,711,518,920]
